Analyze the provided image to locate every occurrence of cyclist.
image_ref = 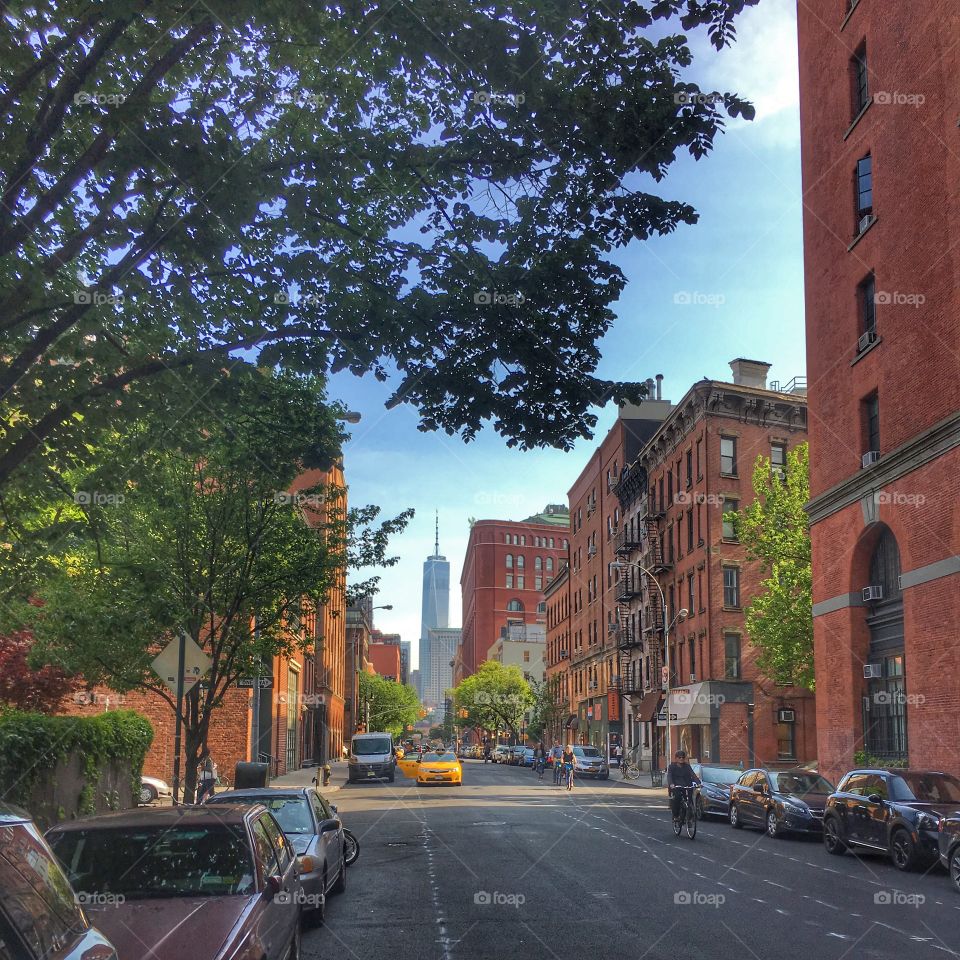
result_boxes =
[533,741,547,780]
[666,749,700,825]
[551,743,564,784]
[562,743,575,791]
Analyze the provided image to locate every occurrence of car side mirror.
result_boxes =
[330,804,338,814]
[867,793,884,804]
[320,819,340,833]
[265,874,283,899]
[753,783,765,793]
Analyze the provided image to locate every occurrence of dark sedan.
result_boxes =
[47,804,302,960]
[692,763,742,819]
[729,767,834,837]
[823,768,960,871]
[939,815,960,894]
[0,803,117,960]
[205,786,346,923]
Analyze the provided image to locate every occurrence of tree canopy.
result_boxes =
[358,672,421,737]
[0,0,759,490]
[452,660,534,739]
[730,443,814,689]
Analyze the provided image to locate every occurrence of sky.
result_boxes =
[333,0,807,670]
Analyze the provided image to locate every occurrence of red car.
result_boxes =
[46,804,302,960]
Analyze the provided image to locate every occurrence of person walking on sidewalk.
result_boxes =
[196,755,218,803]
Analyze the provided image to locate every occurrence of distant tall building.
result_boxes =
[410,669,421,699]
[399,640,411,687]
[425,627,462,708]
[419,513,450,702]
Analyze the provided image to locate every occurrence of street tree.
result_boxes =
[358,673,421,738]
[0,627,82,712]
[728,443,814,689]
[25,369,412,800]
[452,661,534,742]
[0,0,759,490]
[525,676,565,745]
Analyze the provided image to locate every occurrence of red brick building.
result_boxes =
[457,508,570,682]
[613,364,815,771]
[544,562,571,744]
[798,0,960,781]
[368,641,402,682]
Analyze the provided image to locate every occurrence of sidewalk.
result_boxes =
[269,760,349,793]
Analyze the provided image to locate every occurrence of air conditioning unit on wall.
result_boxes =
[857,330,877,353]
[863,663,882,679]
[861,450,880,468]
[862,585,884,602]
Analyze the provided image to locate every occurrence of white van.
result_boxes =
[348,732,396,783]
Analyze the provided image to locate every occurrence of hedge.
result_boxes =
[0,708,153,816]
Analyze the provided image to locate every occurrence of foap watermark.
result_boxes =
[873,690,926,707]
[474,491,524,507]
[875,290,925,308]
[673,690,726,708]
[674,890,725,908]
[874,91,925,108]
[473,691,528,709]
[874,490,926,508]
[474,890,525,908]
[273,491,324,508]
[276,91,326,109]
[874,890,925,907]
[474,289,525,306]
[74,290,124,306]
[274,291,325,306]
[277,890,325,907]
[472,91,525,107]
[275,693,325,707]
[674,91,722,107]
[74,491,125,506]
[673,291,724,307]
[75,891,125,907]
[675,491,725,507]
[73,91,127,107]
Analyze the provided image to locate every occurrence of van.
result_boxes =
[348,732,396,783]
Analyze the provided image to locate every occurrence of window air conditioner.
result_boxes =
[857,330,877,353]
[861,450,880,468]
[863,663,882,679]
[862,585,884,602]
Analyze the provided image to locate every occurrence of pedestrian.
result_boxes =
[196,754,218,803]
[614,743,623,768]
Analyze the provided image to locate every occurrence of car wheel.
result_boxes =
[730,803,743,829]
[823,817,847,855]
[890,828,919,871]
[696,797,706,820]
[138,783,157,805]
[766,810,783,838]
[332,855,347,894]
[950,847,960,895]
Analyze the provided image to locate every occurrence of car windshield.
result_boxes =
[422,753,456,762]
[49,825,256,899]
[889,773,960,804]
[769,772,834,796]
[353,737,392,755]
[574,747,601,758]
[207,795,313,834]
[698,766,742,785]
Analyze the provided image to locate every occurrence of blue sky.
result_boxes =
[334,0,807,670]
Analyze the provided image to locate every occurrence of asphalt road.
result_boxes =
[304,760,960,960]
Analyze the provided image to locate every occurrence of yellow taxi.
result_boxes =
[398,750,462,786]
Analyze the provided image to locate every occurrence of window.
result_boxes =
[517,575,525,589]
[549,538,555,548]
[505,553,513,569]
[686,508,694,551]
[520,535,526,545]
[697,569,704,611]
[720,436,737,475]
[696,502,702,544]
[506,574,513,588]
[537,600,546,614]
[535,576,542,590]
[507,599,524,612]
[722,498,739,541]
[535,556,542,570]
[667,523,674,563]
[667,469,673,505]
[516,555,524,569]
[855,153,872,232]
[668,584,675,624]
[687,573,695,615]
[864,391,880,454]
[724,633,741,679]
[851,45,869,117]
[723,566,740,608]
[688,637,695,681]
[685,449,693,488]
[777,716,797,761]
[696,438,703,479]
[676,513,683,557]
[771,443,787,480]
[658,477,664,512]
[523,650,530,662]
[546,557,554,574]
[859,272,876,337]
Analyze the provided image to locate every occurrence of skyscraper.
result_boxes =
[419,512,450,703]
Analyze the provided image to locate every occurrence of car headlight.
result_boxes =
[782,800,808,815]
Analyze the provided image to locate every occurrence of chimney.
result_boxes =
[729,359,771,389]
[645,377,655,398]
[655,373,663,400]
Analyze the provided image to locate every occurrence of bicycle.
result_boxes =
[564,762,574,791]
[534,756,546,780]
[621,755,642,781]
[671,785,698,840]
[343,828,360,866]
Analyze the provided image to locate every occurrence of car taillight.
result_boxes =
[299,855,317,873]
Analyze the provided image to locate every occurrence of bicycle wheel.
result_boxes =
[343,828,360,866]
[685,805,697,840]
[623,763,641,782]
[672,802,683,837]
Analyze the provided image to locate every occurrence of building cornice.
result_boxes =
[806,410,960,525]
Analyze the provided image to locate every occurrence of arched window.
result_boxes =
[535,556,542,571]
[546,557,554,573]
[507,599,524,612]
[537,601,546,614]
[516,555,525,569]
[505,553,513,569]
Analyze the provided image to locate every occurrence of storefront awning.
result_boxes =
[564,714,579,730]
[634,695,662,724]
[657,683,713,725]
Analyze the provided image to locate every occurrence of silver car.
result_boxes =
[206,786,346,923]
[573,745,610,779]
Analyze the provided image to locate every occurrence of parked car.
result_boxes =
[938,814,960,893]
[507,746,527,766]
[46,804,302,960]
[0,803,118,960]
[138,775,172,805]
[692,763,742,819]
[205,786,346,920]
[493,745,510,763]
[572,745,609,779]
[519,748,536,767]
[823,768,960,870]
[728,767,835,837]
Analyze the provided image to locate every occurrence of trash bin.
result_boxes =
[234,761,269,789]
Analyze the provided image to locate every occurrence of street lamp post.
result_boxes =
[610,559,686,773]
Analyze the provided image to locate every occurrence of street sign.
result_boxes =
[151,636,211,697]
[237,677,274,689]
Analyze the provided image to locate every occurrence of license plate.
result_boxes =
[432,775,446,780]
[366,771,375,777]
